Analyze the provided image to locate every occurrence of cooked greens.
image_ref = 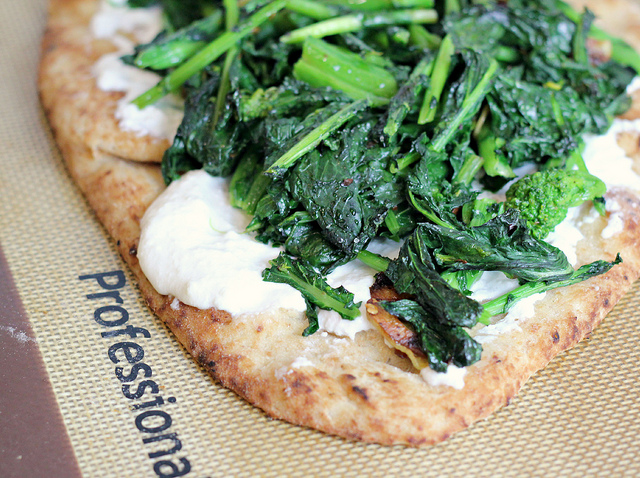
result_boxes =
[127,0,637,372]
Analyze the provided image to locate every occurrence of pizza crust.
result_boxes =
[39,0,640,445]
[40,0,170,162]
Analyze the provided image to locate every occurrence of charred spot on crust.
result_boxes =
[211,310,233,325]
[343,374,356,381]
[571,324,581,342]
[352,385,369,401]
[205,360,216,373]
[552,330,560,343]
[291,377,313,394]
[256,325,263,333]
[129,244,137,256]
[408,436,429,446]
[195,349,208,365]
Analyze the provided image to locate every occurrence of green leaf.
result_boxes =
[263,254,361,321]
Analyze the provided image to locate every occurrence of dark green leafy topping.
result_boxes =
[122,10,224,70]
[263,253,361,323]
[380,299,482,372]
[417,210,576,283]
[384,226,484,329]
[131,0,636,373]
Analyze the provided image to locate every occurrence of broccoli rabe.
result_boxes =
[505,169,606,239]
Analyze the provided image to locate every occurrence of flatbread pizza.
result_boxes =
[39,0,640,445]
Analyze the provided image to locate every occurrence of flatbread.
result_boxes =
[39,0,640,445]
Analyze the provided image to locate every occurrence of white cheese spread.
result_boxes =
[602,199,626,239]
[316,239,401,339]
[474,292,547,344]
[138,170,307,315]
[91,1,184,139]
[469,271,519,303]
[91,1,163,44]
[420,364,467,390]
[545,205,585,266]
[582,118,640,192]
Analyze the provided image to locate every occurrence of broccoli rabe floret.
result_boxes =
[505,169,606,239]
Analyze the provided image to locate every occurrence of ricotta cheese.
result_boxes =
[602,199,626,239]
[582,118,640,192]
[91,1,162,43]
[545,205,585,266]
[316,239,401,339]
[91,1,184,139]
[420,364,467,390]
[474,292,547,344]
[469,271,519,303]
[138,170,307,315]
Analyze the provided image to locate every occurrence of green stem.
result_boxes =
[418,34,455,124]
[453,154,484,186]
[495,45,519,64]
[392,151,421,172]
[266,99,369,175]
[383,57,434,140]
[478,255,621,324]
[133,11,223,70]
[393,0,435,7]
[566,146,588,174]
[408,24,441,50]
[224,0,239,29]
[293,37,397,101]
[133,0,287,108]
[280,9,438,44]
[324,0,433,11]
[444,0,460,14]
[432,58,500,152]
[572,10,589,65]
[476,126,515,178]
[357,250,391,272]
[285,0,337,19]
[384,209,401,236]
[212,0,240,127]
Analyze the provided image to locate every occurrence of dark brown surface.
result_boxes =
[0,245,82,478]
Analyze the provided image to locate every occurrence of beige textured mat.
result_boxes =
[2,0,640,476]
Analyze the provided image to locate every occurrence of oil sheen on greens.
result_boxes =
[128,0,638,373]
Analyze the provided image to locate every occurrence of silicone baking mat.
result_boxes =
[1,0,640,476]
